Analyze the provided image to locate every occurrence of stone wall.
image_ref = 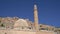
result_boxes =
[0,29,55,34]
[37,30,55,34]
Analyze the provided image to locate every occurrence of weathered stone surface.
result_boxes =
[0,30,55,34]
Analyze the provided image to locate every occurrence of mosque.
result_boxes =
[0,3,60,34]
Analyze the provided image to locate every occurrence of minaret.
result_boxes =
[34,4,39,31]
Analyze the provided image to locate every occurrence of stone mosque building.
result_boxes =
[0,4,60,34]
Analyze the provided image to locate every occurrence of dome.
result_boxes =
[14,19,29,27]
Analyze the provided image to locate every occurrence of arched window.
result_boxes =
[22,27,24,29]
[28,27,31,29]
[1,24,5,27]
[40,25,42,27]
[5,33,7,34]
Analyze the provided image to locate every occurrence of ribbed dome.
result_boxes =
[14,19,29,27]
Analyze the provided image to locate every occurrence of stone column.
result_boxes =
[34,4,39,31]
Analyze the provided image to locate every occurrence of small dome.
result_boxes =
[14,19,29,27]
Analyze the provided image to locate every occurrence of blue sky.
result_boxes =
[0,0,60,27]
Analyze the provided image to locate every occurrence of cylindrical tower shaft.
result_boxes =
[34,4,39,31]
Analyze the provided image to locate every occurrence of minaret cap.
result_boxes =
[34,4,37,9]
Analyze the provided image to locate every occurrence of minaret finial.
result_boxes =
[34,0,37,5]
[34,0,37,9]
[34,0,36,4]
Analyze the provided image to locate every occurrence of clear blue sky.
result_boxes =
[0,0,60,27]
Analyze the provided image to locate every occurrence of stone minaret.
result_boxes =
[34,4,39,31]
